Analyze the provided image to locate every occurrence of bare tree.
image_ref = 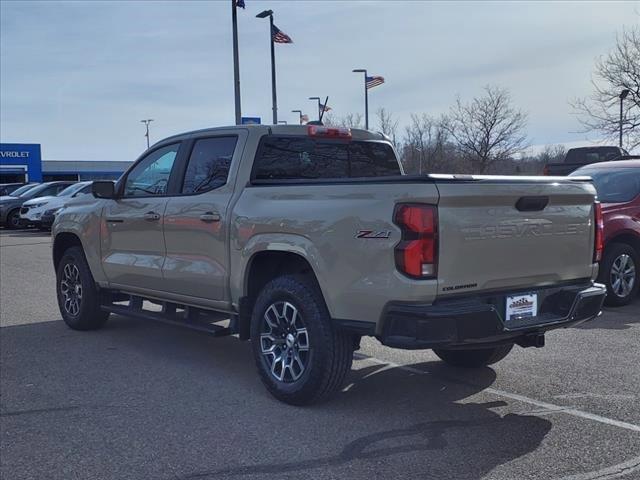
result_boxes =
[400,114,457,174]
[572,26,640,150]
[375,107,399,146]
[341,112,364,129]
[536,144,566,165]
[443,85,528,173]
[324,112,363,129]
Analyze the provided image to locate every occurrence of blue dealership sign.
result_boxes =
[241,117,261,125]
[0,143,43,181]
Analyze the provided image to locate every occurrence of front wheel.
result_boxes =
[250,275,353,405]
[6,209,21,229]
[56,246,109,330]
[433,344,513,368]
[599,243,639,307]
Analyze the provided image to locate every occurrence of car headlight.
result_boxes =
[30,202,47,209]
[44,207,61,216]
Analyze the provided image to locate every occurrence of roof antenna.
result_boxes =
[319,96,329,123]
[307,96,329,126]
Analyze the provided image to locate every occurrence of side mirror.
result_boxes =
[92,181,117,199]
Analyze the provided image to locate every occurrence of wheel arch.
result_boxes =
[53,232,84,271]
[606,231,640,256]
[236,247,331,340]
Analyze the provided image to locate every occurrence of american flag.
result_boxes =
[319,103,332,113]
[366,75,385,89]
[271,24,293,44]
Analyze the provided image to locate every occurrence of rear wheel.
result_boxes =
[250,275,353,405]
[433,344,513,368]
[6,209,21,229]
[599,243,639,307]
[56,246,109,330]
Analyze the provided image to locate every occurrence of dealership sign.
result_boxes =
[0,143,43,181]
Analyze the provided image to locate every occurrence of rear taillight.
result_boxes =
[594,201,604,262]
[394,204,438,279]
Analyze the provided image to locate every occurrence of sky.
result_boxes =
[1,0,638,161]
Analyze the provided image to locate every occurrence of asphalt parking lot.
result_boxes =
[1,228,639,480]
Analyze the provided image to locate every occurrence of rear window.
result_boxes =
[253,136,400,181]
[573,168,640,203]
[566,147,621,164]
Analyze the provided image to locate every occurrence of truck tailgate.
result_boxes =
[434,176,597,298]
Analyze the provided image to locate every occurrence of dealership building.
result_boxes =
[0,143,130,183]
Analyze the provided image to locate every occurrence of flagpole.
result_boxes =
[352,69,368,130]
[231,0,241,125]
[364,72,369,130]
[269,14,278,124]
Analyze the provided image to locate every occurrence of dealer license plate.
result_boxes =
[505,293,538,321]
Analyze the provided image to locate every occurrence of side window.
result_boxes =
[76,184,93,196]
[39,186,59,196]
[56,184,70,194]
[182,137,237,194]
[124,144,180,197]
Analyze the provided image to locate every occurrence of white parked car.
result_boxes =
[20,181,93,229]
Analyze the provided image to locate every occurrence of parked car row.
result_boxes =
[0,180,98,230]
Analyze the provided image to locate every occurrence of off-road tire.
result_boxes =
[250,274,353,405]
[56,246,109,330]
[598,242,639,307]
[433,344,514,368]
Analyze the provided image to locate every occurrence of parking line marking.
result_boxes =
[359,355,640,433]
[555,455,640,480]
[484,387,640,433]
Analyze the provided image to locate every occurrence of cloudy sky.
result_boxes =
[1,0,638,161]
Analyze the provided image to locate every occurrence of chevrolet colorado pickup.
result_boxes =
[52,125,607,405]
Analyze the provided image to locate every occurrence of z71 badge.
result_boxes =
[356,230,391,239]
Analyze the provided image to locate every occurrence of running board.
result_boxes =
[101,294,235,337]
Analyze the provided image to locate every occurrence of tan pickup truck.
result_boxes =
[52,125,607,405]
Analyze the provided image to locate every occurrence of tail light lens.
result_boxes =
[594,201,604,262]
[307,125,352,139]
[394,204,438,279]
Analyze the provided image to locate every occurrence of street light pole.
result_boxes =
[291,110,303,124]
[309,97,321,121]
[141,119,153,149]
[231,0,242,125]
[353,69,368,130]
[619,89,630,148]
[257,10,277,124]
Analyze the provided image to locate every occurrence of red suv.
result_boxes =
[571,160,640,306]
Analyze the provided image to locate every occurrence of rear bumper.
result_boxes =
[379,282,606,350]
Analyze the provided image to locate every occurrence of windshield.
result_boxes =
[573,168,640,203]
[10,184,37,197]
[57,183,85,197]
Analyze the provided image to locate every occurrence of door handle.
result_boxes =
[200,212,221,223]
[143,211,161,221]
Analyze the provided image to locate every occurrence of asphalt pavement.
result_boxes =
[1,229,639,480]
